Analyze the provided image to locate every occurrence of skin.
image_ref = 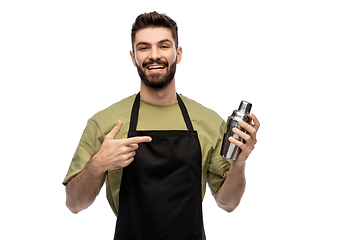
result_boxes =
[65,120,152,213]
[130,27,182,105]
[65,27,260,214]
[213,114,260,212]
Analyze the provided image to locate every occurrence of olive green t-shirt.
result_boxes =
[63,94,231,215]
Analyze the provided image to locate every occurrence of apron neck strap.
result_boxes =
[129,92,194,132]
[176,93,194,131]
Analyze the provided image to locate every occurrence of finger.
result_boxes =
[124,156,135,167]
[121,150,137,161]
[239,121,256,135]
[249,113,260,131]
[238,121,257,145]
[106,120,122,139]
[229,136,245,149]
[120,151,137,168]
[112,155,135,170]
[125,136,152,145]
[229,136,254,153]
[127,143,139,151]
[232,127,251,143]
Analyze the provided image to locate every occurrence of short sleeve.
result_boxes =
[207,121,232,195]
[62,119,104,185]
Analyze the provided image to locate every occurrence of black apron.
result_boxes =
[114,93,206,240]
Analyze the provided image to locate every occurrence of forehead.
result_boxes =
[134,27,175,46]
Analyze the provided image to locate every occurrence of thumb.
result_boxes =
[106,120,122,139]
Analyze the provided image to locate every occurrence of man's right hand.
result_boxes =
[66,120,151,214]
[90,120,152,173]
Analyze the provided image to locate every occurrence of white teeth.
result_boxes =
[148,65,164,70]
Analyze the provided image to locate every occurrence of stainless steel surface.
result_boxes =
[221,100,252,161]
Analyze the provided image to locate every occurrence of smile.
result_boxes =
[146,65,166,72]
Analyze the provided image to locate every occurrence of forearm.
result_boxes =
[213,162,246,212]
[65,157,105,214]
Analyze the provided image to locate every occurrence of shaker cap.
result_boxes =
[238,100,252,114]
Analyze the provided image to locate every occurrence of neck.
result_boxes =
[140,79,177,105]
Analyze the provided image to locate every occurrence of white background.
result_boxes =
[1,0,344,239]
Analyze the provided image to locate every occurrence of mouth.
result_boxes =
[143,60,168,73]
[146,64,166,72]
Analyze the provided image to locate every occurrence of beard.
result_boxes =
[136,58,177,89]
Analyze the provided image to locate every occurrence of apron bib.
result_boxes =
[114,93,206,240]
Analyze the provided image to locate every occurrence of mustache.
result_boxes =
[142,59,168,68]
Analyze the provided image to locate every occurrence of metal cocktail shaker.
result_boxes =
[221,100,252,160]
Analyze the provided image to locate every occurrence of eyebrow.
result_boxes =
[136,39,173,48]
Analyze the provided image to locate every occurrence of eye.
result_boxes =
[137,45,150,51]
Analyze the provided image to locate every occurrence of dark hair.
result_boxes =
[131,11,179,50]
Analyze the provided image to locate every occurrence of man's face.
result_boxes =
[130,27,182,89]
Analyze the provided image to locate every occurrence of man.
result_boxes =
[63,11,260,240]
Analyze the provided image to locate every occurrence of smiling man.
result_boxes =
[132,29,179,89]
[63,11,260,240]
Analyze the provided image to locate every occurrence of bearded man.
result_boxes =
[63,11,260,240]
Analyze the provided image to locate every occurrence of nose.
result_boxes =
[149,46,161,60]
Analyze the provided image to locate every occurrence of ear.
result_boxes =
[176,46,182,64]
[130,50,137,67]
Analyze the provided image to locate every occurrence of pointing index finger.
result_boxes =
[125,136,152,145]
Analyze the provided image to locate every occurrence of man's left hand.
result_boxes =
[229,113,260,165]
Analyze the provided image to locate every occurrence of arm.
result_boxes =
[213,162,246,213]
[65,120,152,214]
[65,158,105,214]
[213,113,260,212]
